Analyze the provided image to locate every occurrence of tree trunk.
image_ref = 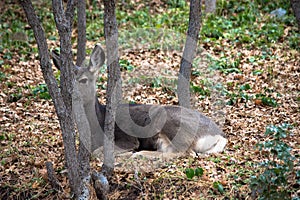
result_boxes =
[75,0,91,182]
[51,1,83,197]
[178,0,202,108]
[19,0,84,198]
[291,0,300,30]
[102,0,122,175]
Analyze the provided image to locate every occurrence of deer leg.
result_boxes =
[156,133,175,153]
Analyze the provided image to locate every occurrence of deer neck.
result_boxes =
[94,96,106,128]
[83,96,105,138]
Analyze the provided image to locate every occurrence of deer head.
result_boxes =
[74,45,105,106]
[52,44,105,106]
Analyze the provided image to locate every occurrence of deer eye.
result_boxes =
[79,78,88,84]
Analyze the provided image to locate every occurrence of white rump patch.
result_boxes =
[194,135,227,154]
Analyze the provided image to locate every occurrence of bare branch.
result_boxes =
[45,161,63,191]
[52,0,66,32]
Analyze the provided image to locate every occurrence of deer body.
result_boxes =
[52,44,227,155]
[93,102,227,154]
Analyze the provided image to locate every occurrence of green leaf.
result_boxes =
[119,59,135,72]
[192,70,201,77]
[261,96,277,107]
[185,168,195,179]
[0,134,5,140]
[191,85,210,96]
[223,68,241,74]
[251,124,296,199]
[32,84,51,100]
[252,69,263,75]
[195,167,204,177]
[248,57,256,63]
[240,83,251,91]
[213,181,224,194]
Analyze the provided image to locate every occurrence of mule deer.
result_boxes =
[52,44,227,155]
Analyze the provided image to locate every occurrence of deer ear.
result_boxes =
[51,50,61,70]
[89,44,105,73]
[51,50,79,75]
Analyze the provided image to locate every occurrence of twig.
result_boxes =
[45,161,63,192]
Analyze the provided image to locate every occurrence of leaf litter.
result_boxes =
[0,1,299,199]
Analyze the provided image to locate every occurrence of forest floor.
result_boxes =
[0,0,299,199]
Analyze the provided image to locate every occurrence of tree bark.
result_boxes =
[178,0,202,108]
[103,0,122,175]
[19,0,83,197]
[75,0,91,182]
[52,41,93,200]
[291,0,300,30]
[76,0,86,66]
[51,1,83,197]
[45,161,63,191]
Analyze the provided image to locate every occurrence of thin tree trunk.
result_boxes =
[20,0,83,197]
[103,0,122,175]
[76,0,91,181]
[291,0,300,30]
[76,0,86,66]
[178,0,202,108]
[51,1,82,197]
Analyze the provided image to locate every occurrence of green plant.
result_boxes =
[191,83,211,98]
[288,33,300,51]
[32,83,51,100]
[255,93,278,107]
[213,181,225,194]
[150,76,177,90]
[226,83,251,105]
[252,69,264,75]
[185,167,204,180]
[250,124,298,199]
[209,56,241,74]
[167,0,187,8]
[0,133,5,141]
[120,59,135,72]
[8,93,22,102]
[0,71,7,81]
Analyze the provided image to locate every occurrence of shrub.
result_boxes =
[250,124,298,199]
